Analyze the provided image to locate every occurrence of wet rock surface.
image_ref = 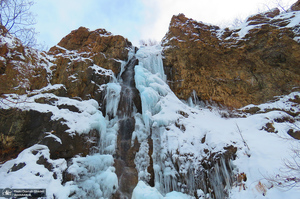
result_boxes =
[0,109,100,162]
[114,56,141,198]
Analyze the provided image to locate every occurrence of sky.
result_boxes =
[31,0,296,49]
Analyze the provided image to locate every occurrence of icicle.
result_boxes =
[105,83,121,119]
[187,90,200,107]
[208,156,234,199]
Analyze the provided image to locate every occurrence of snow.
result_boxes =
[0,145,68,198]
[44,132,62,144]
[0,31,19,49]
[89,64,115,77]
[132,181,163,199]
[1,87,103,135]
[132,181,193,199]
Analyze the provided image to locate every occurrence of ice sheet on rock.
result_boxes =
[132,113,149,143]
[99,119,118,154]
[134,140,151,182]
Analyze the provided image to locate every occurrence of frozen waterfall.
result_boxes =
[71,45,235,199]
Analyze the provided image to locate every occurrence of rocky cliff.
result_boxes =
[0,26,131,163]
[162,2,300,108]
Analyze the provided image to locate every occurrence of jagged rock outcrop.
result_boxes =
[48,27,132,100]
[162,6,300,108]
[0,26,49,95]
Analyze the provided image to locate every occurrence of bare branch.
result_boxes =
[236,123,250,151]
[266,146,300,190]
[0,0,37,47]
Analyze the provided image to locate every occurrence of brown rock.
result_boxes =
[291,0,300,11]
[287,129,300,139]
[0,109,99,162]
[0,30,50,95]
[49,27,132,66]
[48,27,133,102]
[162,13,300,108]
[265,8,280,18]
[57,27,91,50]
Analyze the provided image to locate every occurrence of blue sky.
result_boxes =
[31,0,296,49]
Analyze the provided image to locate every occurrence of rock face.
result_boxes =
[49,27,132,100]
[162,8,300,108]
[0,109,99,162]
[291,0,300,11]
[0,26,49,95]
[0,26,131,163]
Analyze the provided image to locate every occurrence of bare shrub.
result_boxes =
[139,39,158,46]
[266,147,300,190]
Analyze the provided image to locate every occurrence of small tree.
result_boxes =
[0,0,37,46]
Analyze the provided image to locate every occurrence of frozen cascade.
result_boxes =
[134,45,236,198]
[66,49,139,199]
[68,45,235,198]
[135,45,180,194]
[135,46,167,131]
